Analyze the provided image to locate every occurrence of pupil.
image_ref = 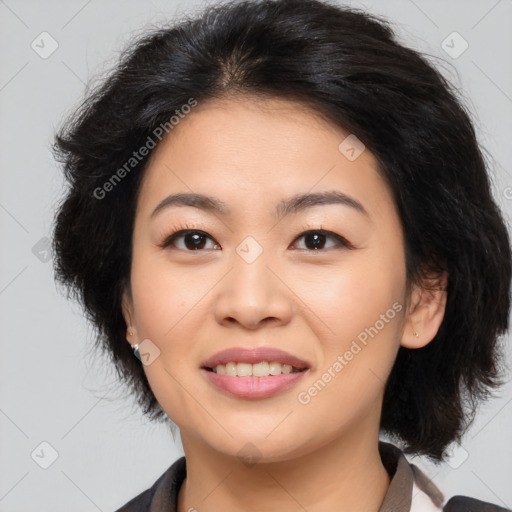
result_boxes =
[306,233,324,250]
[185,233,206,250]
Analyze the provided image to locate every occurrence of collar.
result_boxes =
[145,441,445,512]
[377,441,444,512]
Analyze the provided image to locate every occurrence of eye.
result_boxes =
[291,229,353,251]
[160,229,220,251]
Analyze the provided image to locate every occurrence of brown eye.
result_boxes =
[162,230,219,251]
[292,230,352,251]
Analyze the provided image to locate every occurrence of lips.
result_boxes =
[201,347,310,371]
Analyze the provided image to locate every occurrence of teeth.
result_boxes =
[212,361,302,376]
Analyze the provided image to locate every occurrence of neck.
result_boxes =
[177,423,391,512]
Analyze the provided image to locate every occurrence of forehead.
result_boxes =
[135,95,396,222]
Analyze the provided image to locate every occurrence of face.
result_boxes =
[122,95,423,463]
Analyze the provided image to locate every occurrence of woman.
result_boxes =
[51,0,512,511]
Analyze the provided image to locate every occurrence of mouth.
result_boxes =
[201,346,311,377]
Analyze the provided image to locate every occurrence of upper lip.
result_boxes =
[201,347,310,370]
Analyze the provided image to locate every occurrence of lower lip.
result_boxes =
[200,368,309,399]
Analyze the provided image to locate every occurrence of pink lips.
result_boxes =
[200,347,311,399]
[201,347,310,370]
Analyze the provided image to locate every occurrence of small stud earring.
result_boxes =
[413,330,419,338]
[131,343,141,360]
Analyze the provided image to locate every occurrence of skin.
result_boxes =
[122,94,447,512]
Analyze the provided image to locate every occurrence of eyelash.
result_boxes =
[157,222,354,252]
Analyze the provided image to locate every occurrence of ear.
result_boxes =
[401,268,448,349]
[121,281,138,342]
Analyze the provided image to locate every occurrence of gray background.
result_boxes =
[0,0,511,510]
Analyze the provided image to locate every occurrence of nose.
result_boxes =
[213,249,293,330]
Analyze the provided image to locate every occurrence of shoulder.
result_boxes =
[443,496,511,512]
[113,456,187,512]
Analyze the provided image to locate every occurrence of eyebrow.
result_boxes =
[150,190,369,220]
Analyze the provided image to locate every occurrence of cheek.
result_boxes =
[295,250,405,399]
[129,249,211,340]
[295,251,404,340]
[129,253,210,422]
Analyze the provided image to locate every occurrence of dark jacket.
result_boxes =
[114,441,511,512]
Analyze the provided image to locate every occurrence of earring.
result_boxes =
[413,330,419,338]
[131,343,141,360]
[128,327,140,360]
